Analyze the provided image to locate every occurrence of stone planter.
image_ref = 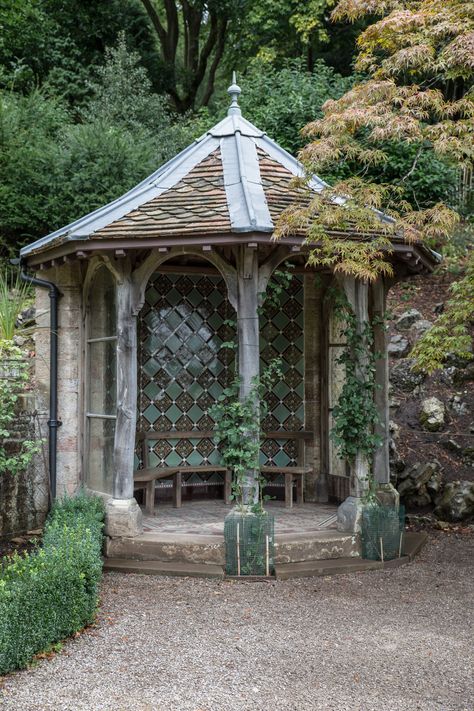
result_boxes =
[224,508,275,576]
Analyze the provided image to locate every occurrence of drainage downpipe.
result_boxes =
[19,266,61,502]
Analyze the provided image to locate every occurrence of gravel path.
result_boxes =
[1,532,473,711]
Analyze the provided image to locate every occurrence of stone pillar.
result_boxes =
[372,279,399,507]
[35,263,83,497]
[236,246,260,505]
[337,277,370,533]
[106,266,142,537]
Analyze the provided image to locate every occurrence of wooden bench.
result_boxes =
[260,431,314,508]
[134,429,314,514]
[133,431,231,515]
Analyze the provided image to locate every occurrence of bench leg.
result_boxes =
[145,480,155,516]
[224,469,232,505]
[173,471,182,508]
[284,473,293,509]
[296,473,304,505]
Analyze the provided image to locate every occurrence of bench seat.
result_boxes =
[133,464,231,514]
[261,465,311,508]
[133,429,314,513]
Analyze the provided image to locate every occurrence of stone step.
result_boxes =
[401,531,428,560]
[275,557,384,580]
[274,530,360,564]
[105,531,426,571]
[104,558,224,579]
[106,529,361,567]
[105,532,225,566]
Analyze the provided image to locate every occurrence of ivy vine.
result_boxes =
[211,263,295,513]
[329,291,382,465]
[0,340,42,476]
[210,359,282,514]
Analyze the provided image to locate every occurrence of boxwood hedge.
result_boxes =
[0,492,105,675]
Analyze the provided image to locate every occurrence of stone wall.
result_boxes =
[0,409,49,537]
[35,263,83,496]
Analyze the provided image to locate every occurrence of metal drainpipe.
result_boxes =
[16,263,61,501]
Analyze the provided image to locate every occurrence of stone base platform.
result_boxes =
[105,501,358,573]
[103,501,427,579]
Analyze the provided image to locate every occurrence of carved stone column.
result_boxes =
[106,261,142,537]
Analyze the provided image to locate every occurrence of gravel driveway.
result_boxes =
[1,532,472,711]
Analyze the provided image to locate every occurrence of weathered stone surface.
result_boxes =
[440,366,457,386]
[105,498,143,538]
[390,360,425,392]
[35,263,83,495]
[396,309,422,330]
[409,319,433,341]
[440,438,462,454]
[420,397,445,432]
[389,439,406,474]
[449,394,468,416]
[463,447,474,465]
[426,469,443,502]
[0,410,49,537]
[389,420,400,438]
[388,334,410,358]
[375,483,399,508]
[453,362,474,385]
[434,481,474,522]
[337,496,366,533]
[396,461,443,508]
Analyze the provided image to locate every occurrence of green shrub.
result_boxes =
[0,492,105,675]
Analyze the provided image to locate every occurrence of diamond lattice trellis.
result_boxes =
[260,275,305,473]
[137,273,235,483]
[136,272,305,488]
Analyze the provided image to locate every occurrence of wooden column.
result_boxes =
[372,279,390,485]
[304,274,325,501]
[337,276,370,532]
[344,276,370,498]
[237,246,260,505]
[106,259,142,538]
[113,270,138,500]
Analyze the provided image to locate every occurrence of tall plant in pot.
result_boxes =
[211,360,282,576]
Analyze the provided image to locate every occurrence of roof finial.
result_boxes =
[227,71,241,116]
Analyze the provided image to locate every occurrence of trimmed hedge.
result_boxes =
[0,492,105,675]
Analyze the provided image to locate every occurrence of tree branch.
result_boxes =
[201,18,228,107]
[401,145,423,182]
[192,12,219,94]
[139,0,167,55]
[164,0,179,62]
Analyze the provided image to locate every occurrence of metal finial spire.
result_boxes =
[227,71,241,116]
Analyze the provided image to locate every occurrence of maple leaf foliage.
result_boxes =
[275,0,473,369]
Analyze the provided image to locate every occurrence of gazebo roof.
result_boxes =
[20,76,438,274]
[20,77,327,259]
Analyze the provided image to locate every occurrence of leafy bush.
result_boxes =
[0,339,40,476]
[239,58,351,155]
[0,492,105,675]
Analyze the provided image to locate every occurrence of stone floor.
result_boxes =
[141,500,338,536]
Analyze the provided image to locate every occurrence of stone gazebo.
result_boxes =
[20,79,436,539]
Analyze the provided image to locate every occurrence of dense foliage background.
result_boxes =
[0,0,464,259]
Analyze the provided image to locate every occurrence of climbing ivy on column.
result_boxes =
[329,291,382,465]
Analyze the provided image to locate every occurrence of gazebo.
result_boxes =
[20,78,436,541]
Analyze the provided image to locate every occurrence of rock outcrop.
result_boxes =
[434,481,474,522]
[419,397,445,432]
